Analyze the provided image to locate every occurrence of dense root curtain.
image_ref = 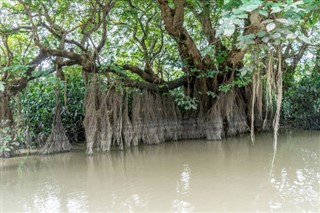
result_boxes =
[41,105,72,154]
[83,81,250,154]
[42,56,71,154]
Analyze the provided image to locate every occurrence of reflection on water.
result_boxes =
[176,164,191,195]
[269,144,320,212]
[66,192,88,213]
[1,130,319,212]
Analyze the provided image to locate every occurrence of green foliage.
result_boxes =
[282,73,320,129]
[217,0,320,47]
[234,71,252,87]
[218,83,233,93]
[0,122,21,157]
[0,81,5,91]
[197,69,220,78]
[206,91,217,98]
[20,68,85,142]
[0,125,14,153]
[237,34,256,50]
[2,65,31,75]
[170,88,198,111]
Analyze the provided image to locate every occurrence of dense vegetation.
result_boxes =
[19,68,85,143]
[0,0,319,156]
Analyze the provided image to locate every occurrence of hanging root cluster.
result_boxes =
[83,46,284,155]
[83,81,249,154]
[247,47,283,153]
[42,106,72,154]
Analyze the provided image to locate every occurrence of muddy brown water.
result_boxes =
[1,130,319,212]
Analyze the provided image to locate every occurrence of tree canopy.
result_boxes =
[0,0,318,92]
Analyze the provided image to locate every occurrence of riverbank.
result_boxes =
[9,143,86,158]
[3,127,319,159]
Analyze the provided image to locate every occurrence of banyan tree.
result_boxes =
[1,0,319,155]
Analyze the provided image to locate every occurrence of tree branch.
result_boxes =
[158,0,202,69]
[102,70,187,92]
[96,0,115,53]
[101,64,163,83]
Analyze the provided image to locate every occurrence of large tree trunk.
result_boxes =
[0,91,14,157]
[0,91,13,128]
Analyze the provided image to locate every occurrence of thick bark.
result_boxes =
[158,0,203,69]
[7,51,48,96]
[0,91,13,128]
[0,91,15,157]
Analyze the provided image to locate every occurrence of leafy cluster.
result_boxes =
[19,68,85,142]
[170,88,198,111]
[218,0,319,49]
[0,122,21,157]
[282,73,320,129]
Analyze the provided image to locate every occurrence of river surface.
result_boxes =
[1,130,319,212]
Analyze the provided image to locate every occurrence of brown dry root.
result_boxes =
[83,83,99,155]
[42,107,71,154]
[139,92,163,144]
[273,48,283,150]
[82,80,251,154]
[250,71,257,143]
[204,102,223,140]
[223,90,248,136]
[131,92,142,146]
[109,88,124,148]
[122,93,133,147]
[97,90,112,152]
[204,90,248,140]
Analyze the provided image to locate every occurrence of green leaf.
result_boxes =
[237,34,256,50]
[286,33,297,39]
[240,1,262,12]
[235,14,248,19]
[3,147,12,152]
[218,83,232,93]
[262,36,270,43]
[258,10,268,17]
[271,6,282,14]
[271,32,281,39]
[233,9,244,15]
[223,23,236,36]
[0,81,5,91]
[266,23,276,32]
[232,18,243,25]
[299,35,312,44]
[276,18,292,26]
[291,1,304,7]
[273,39,281,46]
[203,46,214,56]
[257,31,266,38]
